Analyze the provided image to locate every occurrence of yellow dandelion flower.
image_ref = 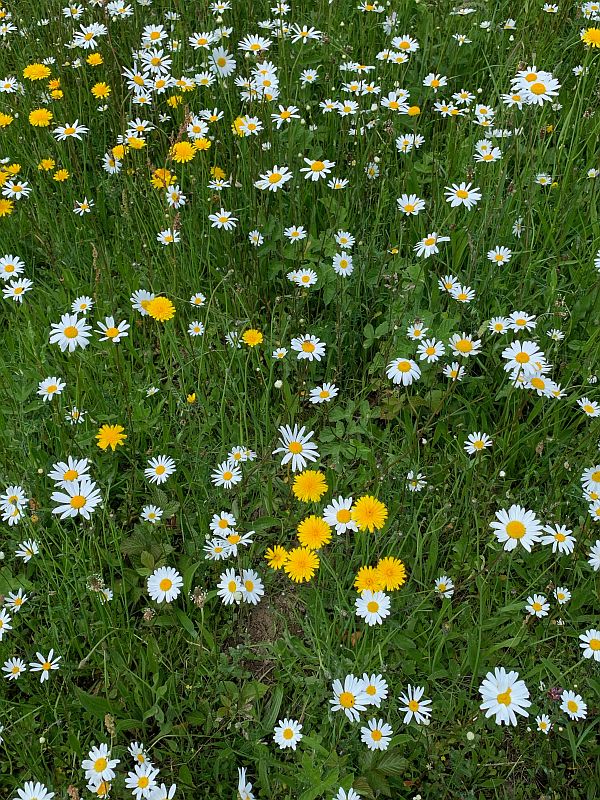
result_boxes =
[146,296,176,322]
[29,108,53,127]
[284,546,319,583]
[96,424,127,451]
[194,137,212,151]
[170,141,195,163]
[354,566,385,593]
[91,82,111,99]
[297,516,332,550]
[265,545,288,569]
[352,495,388,532]
[376,557,407,590]
[581,27,600,47]
[151,168,176,189]
[23,63,51,81]
[53,169,70,182]
[0,198,14,216]
[292,470,328,503]
[242,329,263,347]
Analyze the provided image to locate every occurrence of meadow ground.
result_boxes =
[0,0,600,798]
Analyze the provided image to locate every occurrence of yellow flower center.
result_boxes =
[456,189,469,199]
[589,638,600,651]
[63,469,78,481]
[506,520,526,539]
[155,465,166,475]
[223,471,233,481]
[159,578,172,591]
[496,689,512,706]
[94,758,108,772]
[366,600,379,613]
[64,325,79,338]
[269,172,282,183]
[530,82,546,95]
[310,160,325,172]
[408,699,420,712]
[371,729,383,741]
[283,727,294,739]
[339,691,355,708]
[70,495,86,509]
[567,700,578,713]
[397,360,411,372]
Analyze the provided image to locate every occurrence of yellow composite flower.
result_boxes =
[29,108,53,127]
[376,556,407,590]
[354,566,385,593]
[38,159,56,171]
[96,424,127,451]
[53,169,70,182]
[0,198,14,216]
[297,515,332,550]
[292,470,328,503]
[87,53,103,66]
[242,329,263,347]
[170,141,195,163]
[146,296,176,322]
[581,27,600,47]
[0,113,13,127]
[23,63,51,80]
[284,546,319,583]
[352,495,389,532]
[265,545,288,569]
[151,168,176,189]
[91,82,111,99]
